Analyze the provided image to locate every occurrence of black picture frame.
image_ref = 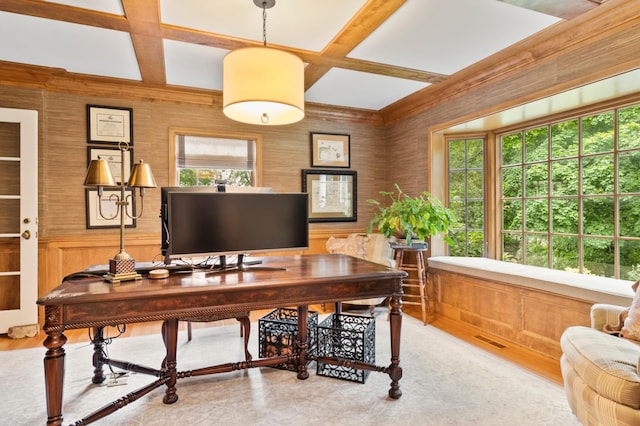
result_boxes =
[310,132,350,168]
[302,169,357,222]
[85,188,136,229]
[87,104,133,145]
[87,146,133,184]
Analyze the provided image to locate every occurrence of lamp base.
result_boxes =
[104,271,142,284]
[104,257,141,283]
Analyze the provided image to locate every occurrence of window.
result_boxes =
[448,137,485,256]
[169,129,262,188]
[499,103,640,279]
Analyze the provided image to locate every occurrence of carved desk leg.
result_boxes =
[91,326,106,384]
[388,293,403,399]
[296,305,309,380]
[162,319,179,404]
[43,306,67,426]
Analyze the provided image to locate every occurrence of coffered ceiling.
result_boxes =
[0,0,604,112]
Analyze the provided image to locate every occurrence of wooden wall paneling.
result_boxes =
[519,289,592,358]
[430,268,593,360]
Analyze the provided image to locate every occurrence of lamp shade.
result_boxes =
[223,47,304,125]
[84,159,116,187]
[128,160,157,188]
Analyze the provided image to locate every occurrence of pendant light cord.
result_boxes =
[262,2,268,47]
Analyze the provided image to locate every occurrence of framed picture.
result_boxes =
[310,132,350,168]
[85,188,136,229]
[302,169,357,222]
[87,105,133,144]
[87,146,132,184]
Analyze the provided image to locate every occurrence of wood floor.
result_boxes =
[0,306,564,385]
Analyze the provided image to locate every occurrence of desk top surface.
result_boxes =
[38,254,405,307]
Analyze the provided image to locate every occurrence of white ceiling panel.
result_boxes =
[348,0,561,75]
[160,0,367,52]
[0,12,140,81]
[164,40,228,90]
[42,0,124,15]
[305,68,430,111]
[0,1,609,113]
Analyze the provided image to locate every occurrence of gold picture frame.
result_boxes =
[310,132,350,168]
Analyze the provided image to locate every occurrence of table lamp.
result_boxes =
[84,142,156,283]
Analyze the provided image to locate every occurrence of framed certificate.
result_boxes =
[87,146,132,184]
[87,105,133,144]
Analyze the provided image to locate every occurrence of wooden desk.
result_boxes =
[37,254,406,425]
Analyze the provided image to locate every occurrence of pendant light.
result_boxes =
[223,0,305,125]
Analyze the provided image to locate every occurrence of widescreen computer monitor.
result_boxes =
[160,187,309,266]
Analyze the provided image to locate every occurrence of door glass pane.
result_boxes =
[0,199,20,234]
[0,238,20,311]
[0,276,20,310]
[0,123,20,157]
[0,238,20,273]
[0,162,20,196]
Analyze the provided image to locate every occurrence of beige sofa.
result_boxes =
[560,304,640,425]
[325,233,396,314]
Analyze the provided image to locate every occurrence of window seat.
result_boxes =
[426,256,635,360]
[428,256,635,307]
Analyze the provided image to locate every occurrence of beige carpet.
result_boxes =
[1,313,579,425]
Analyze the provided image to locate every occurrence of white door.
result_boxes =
[0,108,38,334]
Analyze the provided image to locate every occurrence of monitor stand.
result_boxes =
[208,254,286,274]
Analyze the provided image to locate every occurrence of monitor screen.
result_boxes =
[161,188,308,264]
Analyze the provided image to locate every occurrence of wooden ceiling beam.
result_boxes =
[161,16,448,85]
[122,0,166,85]
[0,0,129,31]
[304,0,407,90]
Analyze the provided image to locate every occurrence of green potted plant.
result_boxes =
[366,184,455,247]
